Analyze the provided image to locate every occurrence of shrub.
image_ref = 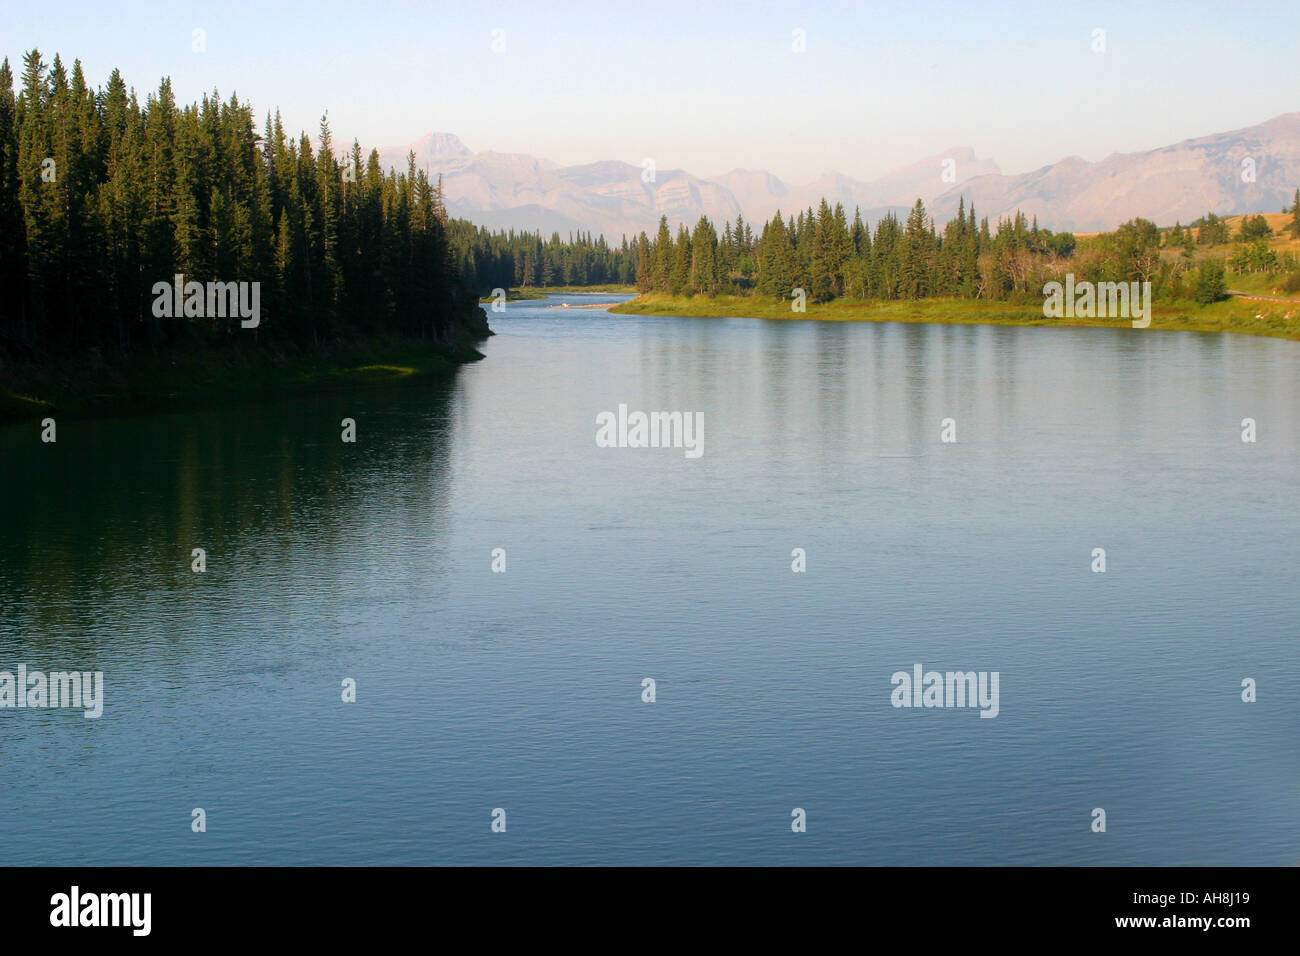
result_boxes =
[1194,260,1228,305]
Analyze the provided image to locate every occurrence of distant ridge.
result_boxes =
[374,114,1300,238]
[932,113,1300,232]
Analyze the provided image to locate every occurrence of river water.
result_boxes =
[2,293,1297,864]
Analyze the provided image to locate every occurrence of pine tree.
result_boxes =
[0,58,27,344]
[634,232,651,293]
[690,216,718,295]
[808,199,835,302]
[671,224,691,293]
[830,203,850,297]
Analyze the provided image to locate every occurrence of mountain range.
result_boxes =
[375,113,1300,239]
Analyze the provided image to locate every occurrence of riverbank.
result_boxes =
[611,293,1300,340]
[0,334,489,424]
[480,284,636,302]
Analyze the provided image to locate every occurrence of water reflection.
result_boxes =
[1,296,1298,865]
[0,374,461,658]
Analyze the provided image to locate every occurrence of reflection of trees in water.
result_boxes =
[0,373,462,650]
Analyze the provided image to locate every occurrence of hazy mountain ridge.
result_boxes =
[376,114,1300,239]
[377,133,993,239]
[931,113,1300,231]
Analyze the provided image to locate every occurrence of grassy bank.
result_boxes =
[524,283,635,295]
[0,336,488,424]
[480,284,636,302]
[480,288,548,302]
[611,293,1300,340]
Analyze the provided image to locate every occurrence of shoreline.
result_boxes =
[480,285,637,303]
[0,334,490,425]
[610,293,1300,341]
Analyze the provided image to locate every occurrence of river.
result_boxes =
[2,292,1297,864]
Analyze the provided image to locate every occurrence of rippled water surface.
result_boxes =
[2,294,1297,864]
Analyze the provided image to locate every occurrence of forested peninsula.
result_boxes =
[0,51,490,421]
[450,193,1300,340]
[4,50,1298,424]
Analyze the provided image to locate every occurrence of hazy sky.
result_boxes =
[3,0,1296,183]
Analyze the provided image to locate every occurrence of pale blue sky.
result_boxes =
[3,0,1296,182]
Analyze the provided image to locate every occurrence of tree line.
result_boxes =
[0,51,487,363]
[633,199,1080,302]
[6,47,1294,358]
[449,223,636,292]
[447,189,1300,305]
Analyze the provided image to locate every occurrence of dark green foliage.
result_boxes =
[1193,212,1231,246]
[449,221,636,293]
[1227,239,1278,274]
[1236,214,1272,242]
[670,224,692,294]
[689,216,718,295]
[1108,218,1162,282]
[0,51,483,362]
[1194,259,1228,304]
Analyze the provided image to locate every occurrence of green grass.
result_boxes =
[328,363,419,380]
[479,288,548,302]
[480,284,636,303]
[526,283,636,294]
[1222,271,1300,297]
[0,337,485,424]
[610,293,1300,340]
